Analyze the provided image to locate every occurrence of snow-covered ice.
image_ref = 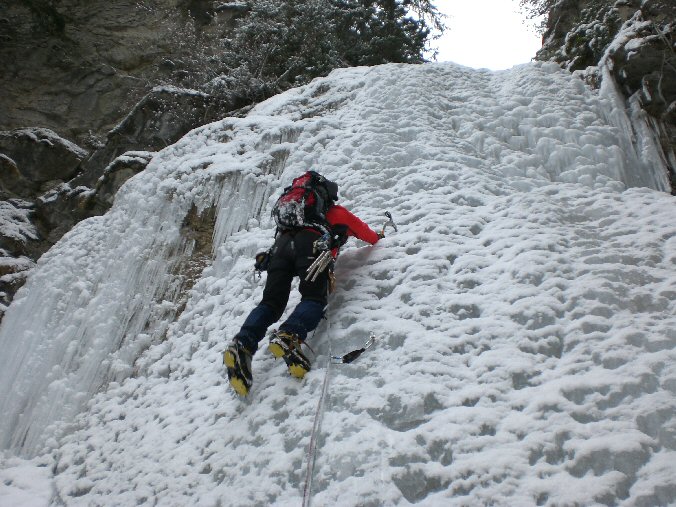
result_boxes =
[0,199,38,315]
[0,61,674,506]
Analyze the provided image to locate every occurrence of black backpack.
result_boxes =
[272,171,338,233]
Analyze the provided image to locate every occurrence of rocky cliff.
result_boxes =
[0,0,242,145]
[0,0,247,317]
[536,0,676,193]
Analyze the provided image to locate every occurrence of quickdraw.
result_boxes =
[331,333,377,364]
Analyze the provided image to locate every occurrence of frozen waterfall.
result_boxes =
[0,62,674,507]
[0,119,297,456]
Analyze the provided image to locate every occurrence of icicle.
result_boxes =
[598,64,671,191]
[0,197,191,456]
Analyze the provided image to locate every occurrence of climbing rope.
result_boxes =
[300,325,380,505]
[301,312,332,507]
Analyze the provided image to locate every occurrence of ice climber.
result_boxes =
[224,171,382,396]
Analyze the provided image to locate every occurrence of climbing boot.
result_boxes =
[224,340,253,396]
[267,330,312,379]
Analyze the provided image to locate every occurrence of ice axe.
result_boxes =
[380,211,398,237]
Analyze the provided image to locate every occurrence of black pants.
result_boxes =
[235,230,328,352]
[263,230,329,316]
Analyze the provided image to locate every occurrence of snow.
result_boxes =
[0,200,38,245]
[0,61,675,506]
[0,453,53,507]
[102,150,154,171]
[0,200,38,313]
[5,128,89,160]
[151,85,210,97]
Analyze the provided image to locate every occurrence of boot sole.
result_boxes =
[268,342,286,359]
[228,374,250,396]
[223,350,236,368]
[224,349,251,396]
[288,364,309,379]
[268,342,310,379]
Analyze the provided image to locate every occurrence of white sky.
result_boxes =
[430,0,543,70]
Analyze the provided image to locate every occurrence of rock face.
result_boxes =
[537,0,676,193]
[73,86,243,189]
[0,200,39,312]
[0,128,87,196]
[0,0,248,318]
[0,0,239,148]
[0,87,248,317]
[0,128,90,316]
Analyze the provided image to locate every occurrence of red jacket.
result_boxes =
[326,205,380,246]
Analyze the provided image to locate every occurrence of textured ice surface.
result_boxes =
[0,120,289,456]
[0,62,674,506]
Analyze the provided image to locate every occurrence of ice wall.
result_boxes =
[0,63,676,507]
[0,118,296,457]
[42,62,675,507]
